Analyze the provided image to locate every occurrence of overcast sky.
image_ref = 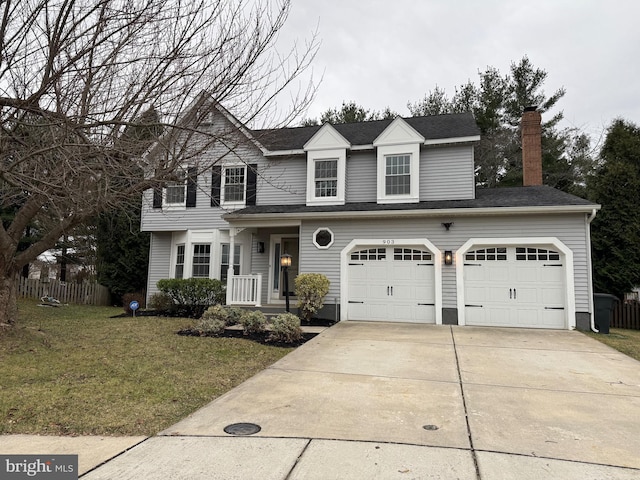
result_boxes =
[278,0,639,143]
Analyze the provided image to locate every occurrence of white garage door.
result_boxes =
[347,246,435,323]
[464,246,566,329]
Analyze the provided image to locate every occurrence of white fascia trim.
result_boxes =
[455,237,576,330]
[264,149,305,157]
[424,135,481,145]
[340,238,442,325]
[224,204,600,222]
[226,218,302,229]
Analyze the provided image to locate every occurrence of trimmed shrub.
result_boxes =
[195,305,228,335]
[148,292,174,313]
[156,278,225,317]
[239,310,267,335]
[295,273,330,323]
[224,306,246,326]
[268,312,303,343]
[122,292,145,315]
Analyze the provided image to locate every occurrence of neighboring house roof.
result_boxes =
[250,112,480,151]
[225,186,598,219]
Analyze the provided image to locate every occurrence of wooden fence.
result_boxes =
[611,302,640,330]
[17,277,111,306]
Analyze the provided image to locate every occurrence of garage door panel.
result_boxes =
[464,245,567,329]
[347,246,435,324]
[541,287,564,305]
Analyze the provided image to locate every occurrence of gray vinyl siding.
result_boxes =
[346,152,377,203]
[297,213,591,312]
[256,157,306,205]
[146,232,172,300]
[420,146,475,200]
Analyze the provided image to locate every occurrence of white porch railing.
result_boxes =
[226,274,262,306]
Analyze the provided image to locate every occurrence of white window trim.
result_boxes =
[163,167,188,210]
[219,243,242,281]
[169,230,218,279]
[221,163,247,208]
[313,227,334,249]
[306,149,346,206]
[376,144,420,204]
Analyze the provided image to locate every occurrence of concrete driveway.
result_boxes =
[83,322,640,479]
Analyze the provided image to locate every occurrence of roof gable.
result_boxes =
[304,123,351,151]
[373,117,425,146]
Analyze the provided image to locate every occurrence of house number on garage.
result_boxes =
[382,240,395,245]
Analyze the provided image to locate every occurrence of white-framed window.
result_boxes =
[313,228,334,249]
[192,244,211,278]
[222,165,246,205]
[306,149,346,206]
[385,154,411,195]
[175,245,185,278]
[375,144,420,204]
[220,244,241,282]
[164,168,187,207]
[314,159,338,198]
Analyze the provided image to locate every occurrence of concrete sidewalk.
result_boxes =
[6,323,640,479]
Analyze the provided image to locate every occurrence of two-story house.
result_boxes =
[141,97,600,331]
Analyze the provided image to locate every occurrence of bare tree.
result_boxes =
[0,0,318,328]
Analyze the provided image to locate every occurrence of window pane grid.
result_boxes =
[350,248,386,261]
[175,245,185,279]
[315,160,338,198]
[385,155,411,195]
[393,248,432,261]
[220,244,241,282]
[224,167,245,202]
[192,244,211,277]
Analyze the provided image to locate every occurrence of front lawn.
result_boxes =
[0,299,293,436]
[584,328,640,362]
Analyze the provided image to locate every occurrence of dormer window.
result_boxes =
[373,118,424,204]
[314,159,338,198]
[385,154,411,195]
[304,124,350,206]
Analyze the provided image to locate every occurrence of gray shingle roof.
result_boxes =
[228,186,597,217]
[251,112,480,151]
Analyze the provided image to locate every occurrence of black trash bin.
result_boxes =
[593,293,618,334]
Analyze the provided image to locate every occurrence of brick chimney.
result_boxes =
[521,106,542,186]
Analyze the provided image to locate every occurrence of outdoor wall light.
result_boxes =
[444,250,453,265]
[280,253,292,268]
[256,241,265,253]
[280,253,292,312]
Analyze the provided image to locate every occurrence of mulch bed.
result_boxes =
[177,317,337,347]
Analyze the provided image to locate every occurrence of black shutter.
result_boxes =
[246,164,257,206]
[152,186,162,208]
[186,167,197,208]
[211,165,221,206]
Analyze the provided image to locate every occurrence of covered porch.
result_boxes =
[225,222,300,307]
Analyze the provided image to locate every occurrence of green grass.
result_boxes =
[584,328,640,362]
[0,299,293,436]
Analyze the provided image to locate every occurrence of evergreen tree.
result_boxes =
[589,119,640,297]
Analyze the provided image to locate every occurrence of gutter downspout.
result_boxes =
[586,208,598,332]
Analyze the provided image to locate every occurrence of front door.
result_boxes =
[269,235,300,303]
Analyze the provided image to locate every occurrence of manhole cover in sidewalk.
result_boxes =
[224,423,262,435]
[422,425,439,431]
